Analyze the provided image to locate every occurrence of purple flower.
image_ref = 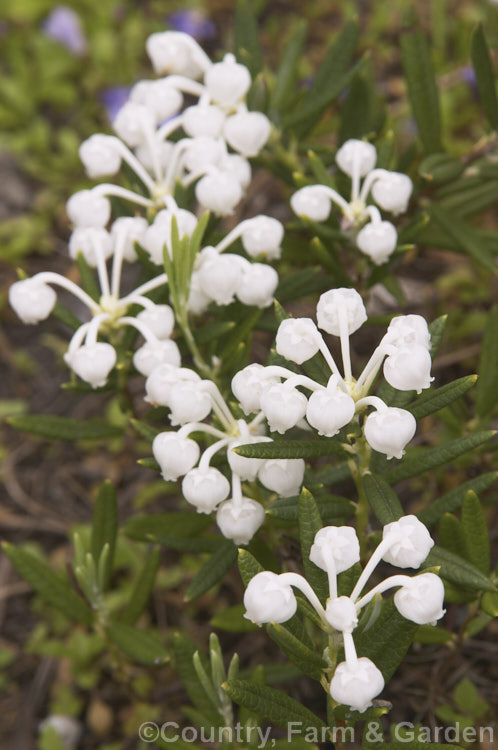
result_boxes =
[168,10,216,40]
[99,86,132,122]
[42,6,87,57]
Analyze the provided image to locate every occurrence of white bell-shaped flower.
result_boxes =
[275,318,320,364]
[130,79,183,123]
[204,53,251,108]
[231,364,279,416]
[183,136,225,173]
[66,190,111,228]
[394,573,445,625]
[383,345,433,394]
[385,314,431,351]
[136,305,175,340]
[110,216,148,262]
[168,381,212,426]
[237,264,279,308]
[382,515,434,569]
[216,496,265,545]
[260,384,308,434]
[227,436,272,481]
[356,221,397,265]
[330,657,384,713]
[113,102,155,148]
[195,171,243,216]
[133,339,181,376]
[364,407,416,460]
[182,104,226,138]
[145,364,200,406]
[244,571,297,625]
[79,134,121,178]
[258,458,305,498]
[325,596,358,632]
[9,279,57,324]
[290,186,332,222]
[68,228,113,266]
[152,432,200,481]
[316,288,367,336]
[136,140,175,172]
[143,209,197,264]
[187,271,211,315]
[182,467,230,513]
[224,111,271,157]
[310,526,360,574]
[371,172,413,215]
[222,153,252,189]
[306,386,355,437]
[335,139,377,177]
[241,216,284,260]
[197,249,244,305]
[66,342,116,388]
[146,31,205,78]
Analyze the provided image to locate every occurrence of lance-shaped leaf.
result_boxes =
[355,599,417,681]
[461,491,490,575]
[363,474,403,525]
[91,480,117,591]
[475,307,498,418]
[173,633,223,726]
[237,548,264,586]
[417,471,498,527]
[267,623,326,681]
[298,489,328,603]
[185,542,238,601]
[268,494,354,522]
[471,24,498,130]
[106,623,168,666]
[7,414,123,441]
[430,206,496,272]
[124,513,218,552]
[122,547,161,625]
[234,438,346,460]
[234,0,263,77]
[407,375,477,420]
[423,546,496,592]
[270,21,308,116]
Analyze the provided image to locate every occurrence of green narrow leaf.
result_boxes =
[417,471,498,527]
[400,28,442,153]
[91,481,117,591]
[270,21,308,115]
[267,494,354,522]
[475,308,498,418]
[2,543,93,626]
[363,473,403,524]
[438,513,466,556]
[267,623,326,681]
[234,438,345,460]
[298,489,328,602]
[423,546,496,592]
[131,419,161,442]
[173,633,223,726]
[7,414,123,441]
[407,375,477,420]
[237,548,264,586]
[106,623,168,666]
[122,547,161,625]
[461,491,490,575]
[471,24,498,130]
[429,314,447,357]
[76,251,100,301]
[185,543,238,601]
[234,0,263,77]
[124,513,212,542]
[355,599,417,681]
[430,206,496,272]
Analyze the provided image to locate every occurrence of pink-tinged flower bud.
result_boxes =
[237,264,279,309]
[276,318,320,364]
[385,315,431,350]
[130,79,183,123]
[66,342,116,388]
[306,387,355,437]
[260,384,308,434]
[290,186,332,222]
[182,104,226,138]
[227,436,272,481]
[66,190,111,228]
[145,364,200,406]
[195,171,243,216]
[197,249,245,305]
[137,305,175,340]
[356,221,397,265]
[224,111,271,157]
[68,228,113,266]
[168,381,212,426]
[231,364,279,416]
[182,467,230,513]
[382,515,434,569]
[383,344,433,394]
[310,526,360,574]
[316,288,367,336]
[394,573,445,625]
[330,657,384,713]
[325,596,358,632]
[111,217,148,262]
[258,458,305,498]
[204,53,251,108]
[152,432,200,481]
[371,172,413,215]
[113,102,155,148]
[9,279,56,324]
[335,139,377,177]
[243,571,297,625]
[133,340,181,376]
[216,497,265,545]
[364,407,416,460]
[146,31,204,78]
[79,134,121,178]
[183,136,224,173]
[241,216,284,260]
[222,154,251,189]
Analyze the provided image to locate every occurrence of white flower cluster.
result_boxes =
[232,288,434,460]
[244,514,445,713]
[75,31,271,222]
[148,366,305,544]
[291,139,413,265]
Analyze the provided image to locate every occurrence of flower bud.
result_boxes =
[316,288,367,336]
[183,136,224,173]
[394,573,445,625]
[258,458,305,498]
[222,154,251,189]
[66,342,116,388]
[137,305,175,340]
[145,364,200,406]
[237,264,279,309]
[371,172,413,215]
[216,497,265,545]
[182,104,226,138]
[130,79,183,122]
[204,53,251,108]
[187,271,211,315]
[364,406,416,460]
[66,190,111,228]
[260,384,308,434]
[325,596,358,632]
[275,318,320,364]
[182,467,230,513]
[113,102,155,148]
[136,140,174,172]
[330,657,384,713]
[146,31,204,78]
[290,186,332,222]
[227,436,272,481]
[143,209,197,264]
[385,315,431,350]
[195,171,243,215]
[197,249,244,305]
[68,228,113,266]
[243,571,297,625]
[383,345,433,394]
[9,279,57,324]
[79,134,121,178]
[231,364,279,415]
[335,139,377,177]
[110,216,148,262]
[241,216,283,260]
[382,515,434,569]
[168,381,212,426]
[133,339,181,376]
[356,221,397,265]
[224,111,271,157]
[310,526,360,574]
[152,432,200,481]
[306,387,355,437]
